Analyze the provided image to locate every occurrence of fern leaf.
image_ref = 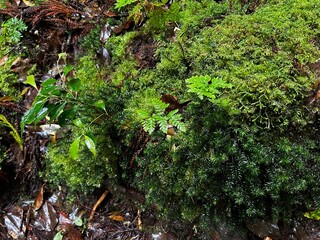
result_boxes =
[0,114,22,150]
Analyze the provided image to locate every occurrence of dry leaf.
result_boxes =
[20,87,30,96]
[0,55,9,66]
[0,96,13,102]
[109,215,124,222]
[34,184,45,210]
[104,10,117,17]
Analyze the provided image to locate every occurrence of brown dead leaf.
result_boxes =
[10,57,32,74]
[104,10,117,17]
[34,183,45,210]
[264,237,272,240]
[0,55,9,66]
[109,215,124,222]
[0,96,13,102]
[63,225,82,240]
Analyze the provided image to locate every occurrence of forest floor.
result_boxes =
[1,0,320,239]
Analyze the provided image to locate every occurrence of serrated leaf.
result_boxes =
[136,110,149,120]
[158,118,168,133]
[93,100,106,111]
[69,137,81,160]
[84,135,96,158]
[143,118,156,134]
[24,75,38,90]
[176,122,186,132]
[73,118,84,128]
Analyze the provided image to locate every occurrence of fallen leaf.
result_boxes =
[0,96,13,102]
[20,87,30,96]
[104,10,117,17]
[34,201,58,232]
[0,55,9,66]
[58,212,72,225]
[109,215,124,222]
[3,206,25,239]
[34,183,45,210]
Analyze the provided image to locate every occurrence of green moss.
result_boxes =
[33,0,320,234]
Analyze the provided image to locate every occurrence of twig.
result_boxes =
[88,190,109,223]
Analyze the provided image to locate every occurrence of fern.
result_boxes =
[115,0,137,10]
[186,75,233,103]
[0,114,22,150]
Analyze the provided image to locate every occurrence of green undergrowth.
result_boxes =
[35,0,320,236]
[0,17,27,98]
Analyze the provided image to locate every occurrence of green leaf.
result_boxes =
[136,109,149,120]
[34,107,50,124]
[93,100,106,111]
[68,78,81,92]
[86,132,96,145]
[41,78,57,87]
[84,135,96,158]
[304,210,320,221]
[73,216,83,227]
[143,118,156,134]
[63,65,73,76]
[58,52,67,63]
[73,118,84,128]
[58,108,75,125]
[49,102,66,122]
[53,231,63,240]
[115,0,137,9]
[158,118,168,133]
[21,98,47,131]
[24,75,38,90]
[69,137,81,160]
[186,75,232,103]
[0,114,22,150]
[39,84,61,96]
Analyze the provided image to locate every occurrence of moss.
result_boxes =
[34,0,320,234]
